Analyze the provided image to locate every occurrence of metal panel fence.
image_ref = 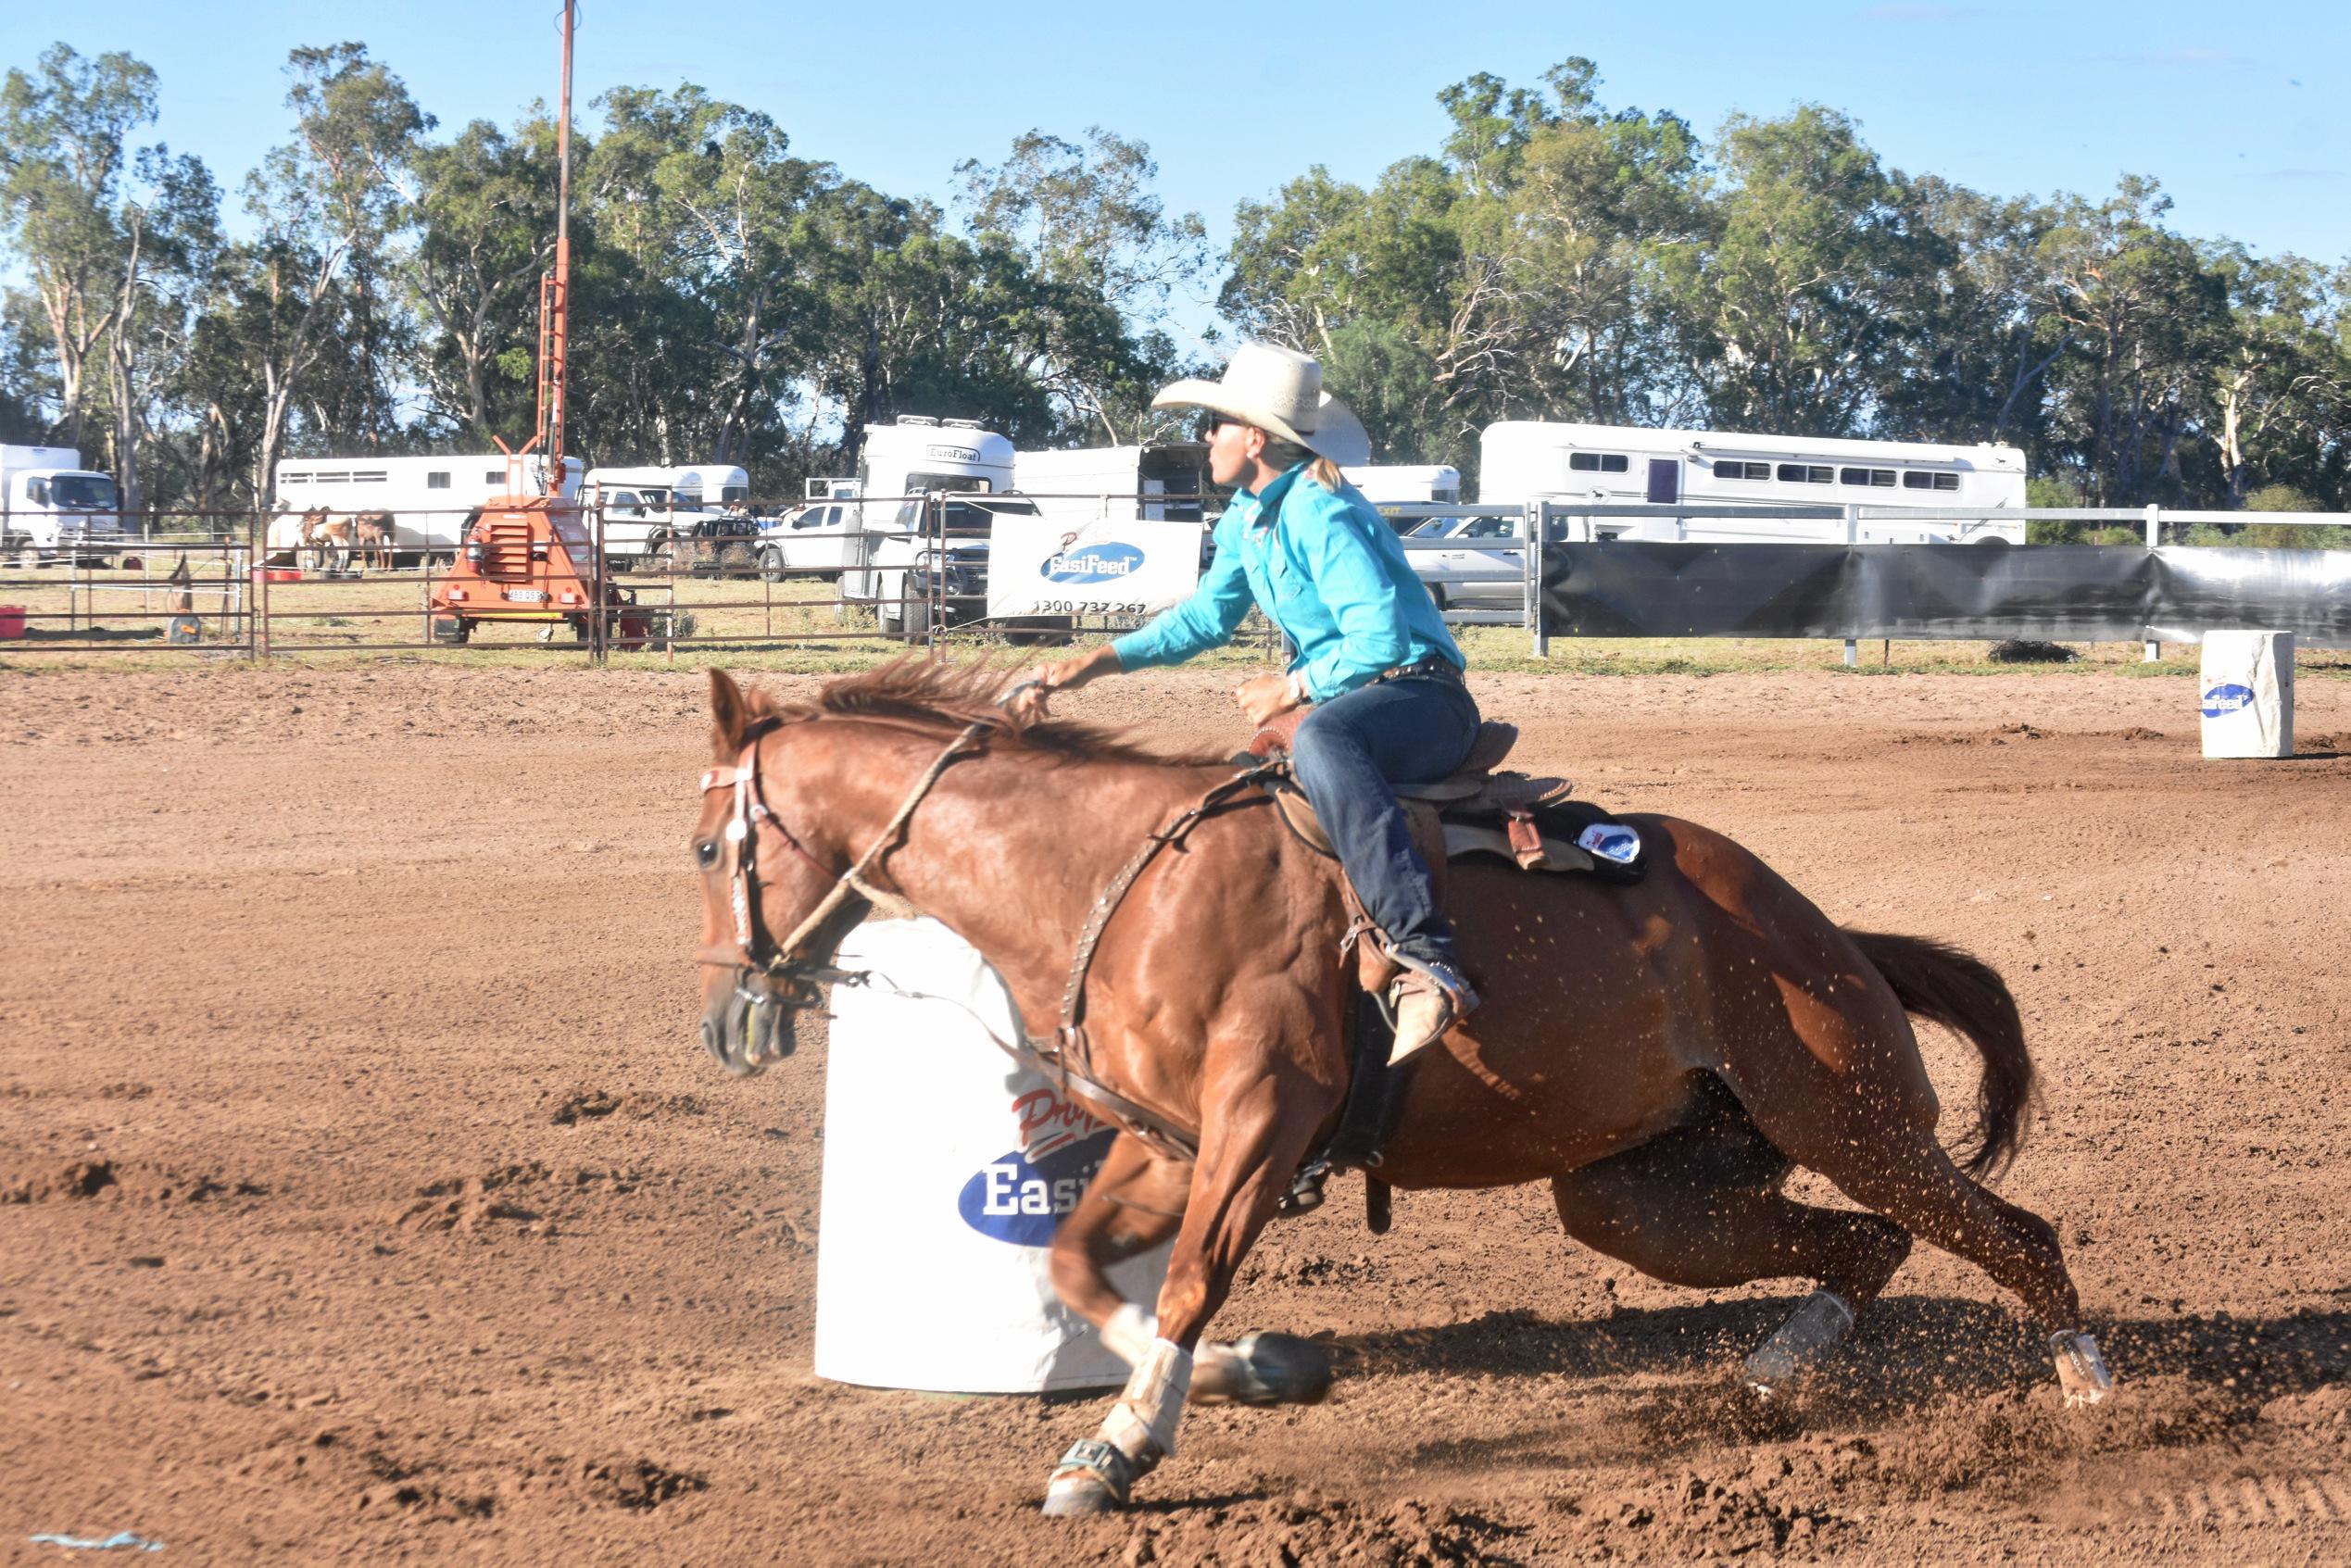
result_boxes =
[4,497,2345,663]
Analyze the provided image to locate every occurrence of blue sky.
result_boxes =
[8,0,2346,345]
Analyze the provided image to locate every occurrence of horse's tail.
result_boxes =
[1844,928,2038,1181]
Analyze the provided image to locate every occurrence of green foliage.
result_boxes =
[5,40,2350,524]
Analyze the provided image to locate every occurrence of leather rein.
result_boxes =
[698,710,1276,1164]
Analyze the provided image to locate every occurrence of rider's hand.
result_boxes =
[1236,672,1300,728]
[1007,645,1121,722]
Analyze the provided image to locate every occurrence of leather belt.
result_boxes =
[1371,655,1464,687]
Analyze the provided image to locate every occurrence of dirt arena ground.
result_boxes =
[4,658,2348,1565]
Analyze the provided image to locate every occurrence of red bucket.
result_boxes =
[0,605,24,639]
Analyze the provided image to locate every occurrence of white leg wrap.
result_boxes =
[1742,1289,1856,1393]
[1099,1302,1158,1368]
[1100,1337,1192,1461]
[2052,1330,2115,1408]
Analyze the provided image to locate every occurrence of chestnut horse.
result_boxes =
[688,663,2113,1517]
[295,507,353,572]
[352,511,396,571]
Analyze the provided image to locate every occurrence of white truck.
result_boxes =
[827,418,1020,638]
[2,445,129,566]
[269,454,585,564]
[1351,463,1462,508]
[1011,443,1211,524]
[582,462,750,570]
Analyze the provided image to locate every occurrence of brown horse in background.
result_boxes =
[295,507,353,572]
[686,663,2113,1517]
[352,511,396,571]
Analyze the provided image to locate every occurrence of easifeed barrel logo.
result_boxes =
[1042,540,1146,583]
[957,1087,1114,1247]
[2202,684,2256,718]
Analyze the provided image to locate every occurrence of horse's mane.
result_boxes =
[759,658,1222,767]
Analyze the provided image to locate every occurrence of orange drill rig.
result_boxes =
[429,1,622,648]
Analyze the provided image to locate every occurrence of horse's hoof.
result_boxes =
[1040,1438,1136,1517]
[1230,1332,1334,1406]
[1040,1474,1120,1517]
[2052,1331,2115,1409]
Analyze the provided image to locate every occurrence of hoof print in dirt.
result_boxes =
[551,1089,620,1124]
[576,1455,707,1512]
[397,1164,548,1235]
[551,1088,706,1125]
[3,1159,118,1203]
[1124,1495,1512,1563]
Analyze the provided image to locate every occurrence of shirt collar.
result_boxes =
[1245,461,1310,529]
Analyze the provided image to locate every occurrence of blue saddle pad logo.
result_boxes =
[1043,541,1145,583]
[2202,683,2256,718]
[957,1128,1118,1246]
[1577,822,1642,866]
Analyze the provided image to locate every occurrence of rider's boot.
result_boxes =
[1387,953,1478,1067]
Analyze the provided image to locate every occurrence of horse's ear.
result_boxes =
[710,669,749,755]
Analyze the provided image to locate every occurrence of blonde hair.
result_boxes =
[1262,437,1344,492]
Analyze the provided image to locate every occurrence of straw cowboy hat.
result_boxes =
[1152,344,1372,468]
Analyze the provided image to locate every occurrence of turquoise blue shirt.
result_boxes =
[1110,465,1464,701]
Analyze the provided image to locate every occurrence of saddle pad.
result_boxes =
[1440,799,1648,884]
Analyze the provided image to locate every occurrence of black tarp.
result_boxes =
[1539,544,2351,647]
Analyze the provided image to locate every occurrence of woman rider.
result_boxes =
[1012,344,1480,1066]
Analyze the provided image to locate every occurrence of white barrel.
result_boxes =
[811,918,1170,1392]
[2199,631,2295,759]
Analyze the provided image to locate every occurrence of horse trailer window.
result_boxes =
[1713,460,1770,481]
[1842,468,1896,488]
[427,471,450,489]
[484,470,503,484]
[1903,470,1961,491]
[1569,452,1631,473]
[1932,472,1959,491]
[1778,464,1833,483]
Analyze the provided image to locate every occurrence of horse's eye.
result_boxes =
[694,838,721,870]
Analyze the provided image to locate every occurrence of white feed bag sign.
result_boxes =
[812,918,1171,1393]
[987,516,1205,620]
[2199,630,2294,759]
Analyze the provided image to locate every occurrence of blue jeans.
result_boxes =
[1289,672,1482,968]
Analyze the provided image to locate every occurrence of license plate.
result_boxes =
[507,589,548,602]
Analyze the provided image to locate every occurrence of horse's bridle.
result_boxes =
[695,714,990,1001]
[689,689,1229,1163]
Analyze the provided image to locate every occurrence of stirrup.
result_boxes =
[1276,1158,1332,1217]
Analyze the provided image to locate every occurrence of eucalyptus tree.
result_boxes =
[0,43,218,518]
[1680,105,1936,436]
[586,85,835,466]
[1870,179,2065,447]
[2034,179,2231,504]
[2201,245,2341,505]
[233,43,427,497]
[954,127,1209,444]
[404,113,561,442]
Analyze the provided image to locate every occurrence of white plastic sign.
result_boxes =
[986,516,1204,620]
[2199,630,2294,759]
[811,918,1170,1393]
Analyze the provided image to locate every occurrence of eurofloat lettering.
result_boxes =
[1042,540,1146,583]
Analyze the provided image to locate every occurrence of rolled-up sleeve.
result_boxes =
[1291,505,1411,699]
[1111,517,1252,671]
